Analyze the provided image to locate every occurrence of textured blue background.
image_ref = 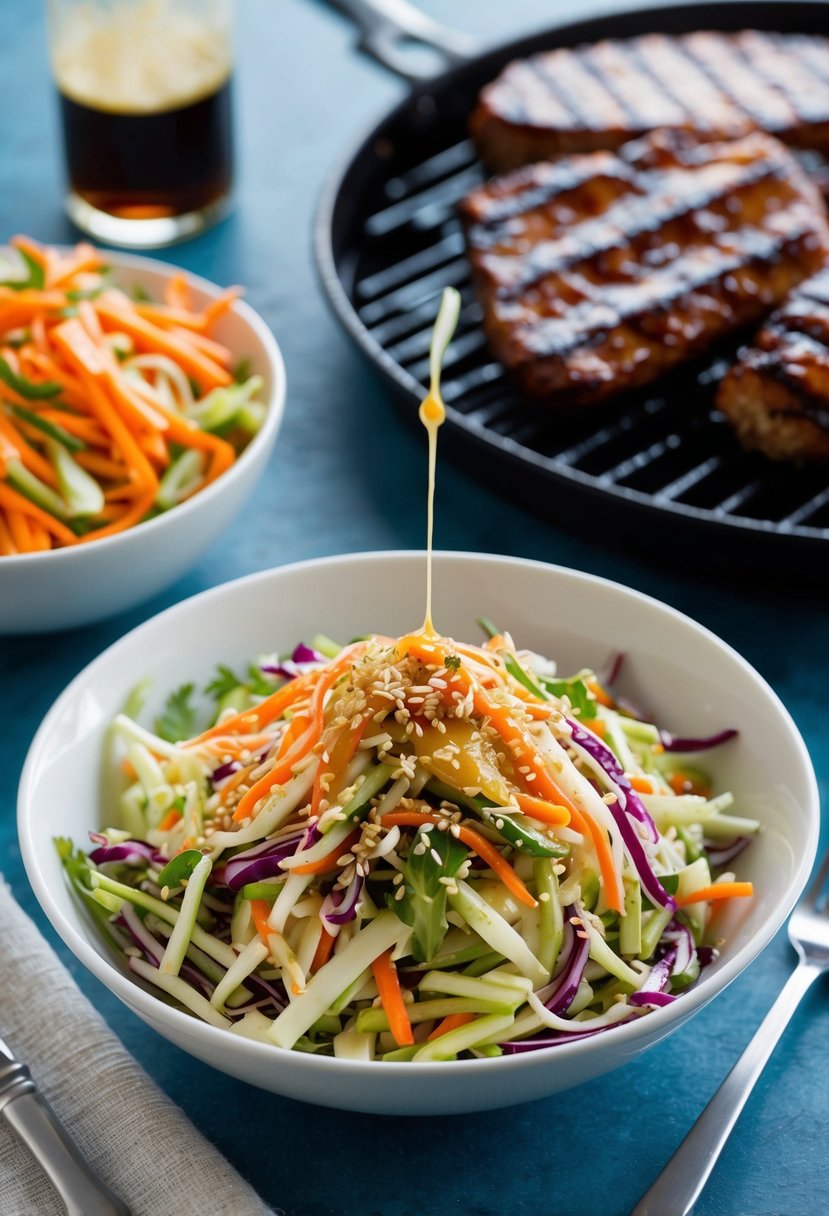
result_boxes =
[1,2,827,1213]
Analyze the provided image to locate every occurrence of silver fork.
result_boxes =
[631,850,829,1216]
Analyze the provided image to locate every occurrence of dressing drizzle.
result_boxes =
[418,288,460,637]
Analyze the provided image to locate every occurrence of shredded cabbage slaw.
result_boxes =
[59,626,757,1061]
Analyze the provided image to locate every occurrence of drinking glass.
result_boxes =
[46,0,235,247]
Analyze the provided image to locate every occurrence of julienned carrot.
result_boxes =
[0,236,262,556]
[379,810,537,909]
[184,669,320,747]
[371,949,414,1047]
[310,927,336,973]
[512,793,571,827]
[95,298,232,392]
[231,656,353,822]
[250,899,273,944]
[291,831,359,876]
[676,882,754,907]
[156,808,183,833]
[396,634,624,915]
[0,481,76,544]
[427,1012,476,1041]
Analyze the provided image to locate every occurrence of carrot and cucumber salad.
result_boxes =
[58,626,757,1061]
[0,235,265,555]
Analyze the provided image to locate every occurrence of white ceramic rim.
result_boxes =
[1,249,286,567]
[18,550,820,1082]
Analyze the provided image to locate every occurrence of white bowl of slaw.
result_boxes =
[18,551,819,1113]
[0,250,285,634]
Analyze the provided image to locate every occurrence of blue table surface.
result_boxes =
[2,2,828,1213]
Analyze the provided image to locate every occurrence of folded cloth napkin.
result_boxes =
[0,877,274,1216]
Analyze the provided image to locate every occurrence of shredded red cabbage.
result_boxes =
[211,758,242,785]
[220,829,306,890]
[659,728,738,753]
[89,837,166,868]
[705,836,750,868]
[321,872,364,929]
[567,717,659,843]
[538,909,590,1016]
[567,721,675,910]
[261,642,326,682]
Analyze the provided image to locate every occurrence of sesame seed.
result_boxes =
[430,847,443,865]
[538,891,550,903]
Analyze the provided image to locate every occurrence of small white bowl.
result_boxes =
[0,251,285,634]
[18,552,819,1114]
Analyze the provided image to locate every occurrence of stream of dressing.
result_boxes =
[417,288,461,638]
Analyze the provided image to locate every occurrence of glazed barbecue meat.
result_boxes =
[459,130,829,405]
[717,269,829,461]
[470,30,829,173]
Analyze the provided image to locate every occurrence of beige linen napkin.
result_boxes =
[0,877,274,1216]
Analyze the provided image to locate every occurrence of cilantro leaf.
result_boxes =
[204,664,244,701]
[247,663,277,697]
[0,248,45,291]
[391,828,468,963]
[444,654,461,672]
[155,682,197,743]
[541,675,595,719]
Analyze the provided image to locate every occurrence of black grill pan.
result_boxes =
[316,0,829,578]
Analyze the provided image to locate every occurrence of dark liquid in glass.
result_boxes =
[58,78,233,218]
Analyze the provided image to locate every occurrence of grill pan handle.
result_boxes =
[327,0,478,81]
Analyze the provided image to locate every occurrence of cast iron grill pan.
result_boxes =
[317,1,829,577]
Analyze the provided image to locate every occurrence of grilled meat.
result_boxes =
[470,30,829,174]
[717,269,829,460]
[459,130,829,404]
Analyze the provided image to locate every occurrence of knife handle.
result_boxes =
[0,1058,131,1216]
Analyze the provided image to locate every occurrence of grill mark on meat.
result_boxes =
[630,35,750,135]
[717,270,829,456]
[785,35,829,90]
[530,52,626,131]
[462,130,829,404]
[579,41,687,130]
[510,221,819,362]
[475,155,791,293]
[673,33,798,134]
[471,31,829,180]
[459,155,636,229]
[735,32,829,125]
[494,61,574,129]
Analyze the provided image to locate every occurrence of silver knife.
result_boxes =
[0,1034,131,1216]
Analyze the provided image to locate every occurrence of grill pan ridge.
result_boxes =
[316,1,829,577]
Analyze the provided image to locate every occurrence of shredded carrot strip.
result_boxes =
[380,810,536,909]
[628,775,655,794]
[250,899,273,944]
[513,793,571,827]
[371,949,413,1047]
[395,635,627,910]
[310,928,336,973]
[275,714,311,761]
[676,882,753,908]
[185,668,322,746]
[582,718,607,738]
[427,1012,476,1041]
[291,831,359,876]
[156,808,183,833]
[0,237,261,555]
[587,679,614,708]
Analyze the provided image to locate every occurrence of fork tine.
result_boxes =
[805,848,829,907]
